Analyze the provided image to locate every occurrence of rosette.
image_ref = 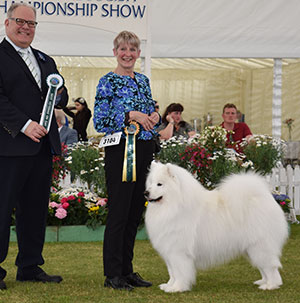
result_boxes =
[122,121,140,182]
[39,74,63,131]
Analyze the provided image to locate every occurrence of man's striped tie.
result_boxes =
[19,49,41,89]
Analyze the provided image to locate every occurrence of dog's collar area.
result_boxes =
[148,196,163,203]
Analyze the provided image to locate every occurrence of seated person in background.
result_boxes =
[55,109,78,146]
[221,103,252,149]
[236,110,245,123]
[157,103,196,140]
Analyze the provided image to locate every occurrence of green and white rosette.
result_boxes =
[39,74,63,132]
[122,121,140,182]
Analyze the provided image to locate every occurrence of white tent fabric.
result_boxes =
[1,0,300,57]
[1,0,300,141]
[150,0,300,58]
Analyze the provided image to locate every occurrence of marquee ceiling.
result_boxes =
[53,56,300,71]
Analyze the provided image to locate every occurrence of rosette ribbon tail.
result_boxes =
[122,121,139,182]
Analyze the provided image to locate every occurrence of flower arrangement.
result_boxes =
[52,143,69,190]
[48,187,108,229]
[283,118,294,141]
[272,191,291,213]
[66,141,106,196]
[156,127,284,190]
[240,135,284,175]
[180,127,245,189]
[156,136,190,169]
[45,129,285,227]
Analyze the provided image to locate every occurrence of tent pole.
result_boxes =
[272,58,282,139]
[142,0,151,79]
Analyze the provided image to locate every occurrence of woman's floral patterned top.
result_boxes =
[94,71,159,140]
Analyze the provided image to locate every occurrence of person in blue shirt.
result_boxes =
[94,31,160,291]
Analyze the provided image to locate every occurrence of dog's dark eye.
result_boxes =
[157,183,162,186]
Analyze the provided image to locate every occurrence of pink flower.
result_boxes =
[61,197,68,204]
[97,198,108,207]
[62,202,70,209]
[77,191,85,197]
[55,208,67,219]
[78,198,81,203]
[280,201,286,205]
[67,195,76,201]
[49,202,59,208]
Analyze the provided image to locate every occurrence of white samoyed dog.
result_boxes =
[144,161,289,293]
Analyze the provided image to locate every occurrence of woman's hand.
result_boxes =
[166,114,174,124]
[149,112,160,125]
[129,111,157,131]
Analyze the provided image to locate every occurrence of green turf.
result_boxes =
[1,224,300,303]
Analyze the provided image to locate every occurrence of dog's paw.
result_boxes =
[162,283,190,293]
[254,279,265,286]
[258,283,281,290]
[159,283,169,291]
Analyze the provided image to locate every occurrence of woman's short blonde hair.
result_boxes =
[113,31,140,50]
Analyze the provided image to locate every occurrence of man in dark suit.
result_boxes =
[0,3,68,290]
[55,109,78,146]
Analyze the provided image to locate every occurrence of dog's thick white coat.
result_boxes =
[145,162,289,293]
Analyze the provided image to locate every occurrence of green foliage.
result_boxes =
[155,136,190,169]
[155,128,285,189]
[48,188,107,229]
[51,143,69,190]
[86,199,108,229]
[180,127,243,189]
[241,135,284,175]
[272,192,292,213]
[67,142,107,196]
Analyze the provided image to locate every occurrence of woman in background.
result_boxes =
[63,97,91,141]
[157,103,195,140]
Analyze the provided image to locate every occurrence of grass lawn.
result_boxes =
[1,224,300,303]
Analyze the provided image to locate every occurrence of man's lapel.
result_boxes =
[32,47,47,92]
[2,39,38,88]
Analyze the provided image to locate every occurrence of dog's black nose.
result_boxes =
[144,190,149,198]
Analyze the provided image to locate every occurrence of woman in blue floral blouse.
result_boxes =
[94,31,160,291]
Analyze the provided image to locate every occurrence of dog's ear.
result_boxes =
[150,160,158,170]
[151,160,157,166]
[166,163,177,180]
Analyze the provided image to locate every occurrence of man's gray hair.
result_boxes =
[55,109,66,125]
[7,3,36,18]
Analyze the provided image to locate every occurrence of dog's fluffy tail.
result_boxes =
[218,172,289,248]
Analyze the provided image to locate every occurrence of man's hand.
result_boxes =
[24,121,48,143]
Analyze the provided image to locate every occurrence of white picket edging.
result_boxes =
[266,164,300,215]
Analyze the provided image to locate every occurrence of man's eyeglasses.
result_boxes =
[9,18,38,28]
[155,106,159,109]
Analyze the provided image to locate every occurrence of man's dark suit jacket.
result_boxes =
[0,38,68,156]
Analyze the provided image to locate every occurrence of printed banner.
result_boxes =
[0,0,148,47]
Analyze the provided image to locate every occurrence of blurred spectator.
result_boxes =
[221,103,252,148]
[63,97,91,141]
[237,110,245,123]
[157,103,195,140]
[55,109,78,146]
